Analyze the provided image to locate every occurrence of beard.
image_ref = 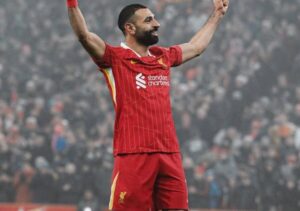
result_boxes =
[135,27,159,46]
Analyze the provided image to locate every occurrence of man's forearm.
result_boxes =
[66,0,105,59]
[189,11,222,55]
[68,6,90,41]
[67,0,90,41]
[180,0,229,63]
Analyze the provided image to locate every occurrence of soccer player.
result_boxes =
[66,0,229,210]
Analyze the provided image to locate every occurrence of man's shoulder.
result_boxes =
[150,45,180,54]
[106,43,126,53]
[150,45,168,51]
[106,43,139,59]
[149,45,181,59]
[149,45,170,57]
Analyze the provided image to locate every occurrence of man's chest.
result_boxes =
[115,59,171,94]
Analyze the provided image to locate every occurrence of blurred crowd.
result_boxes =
[1,0,300,210]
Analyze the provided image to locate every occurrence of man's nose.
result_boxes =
[153,19,160,28]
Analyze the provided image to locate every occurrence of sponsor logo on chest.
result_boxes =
[135,73,170,89]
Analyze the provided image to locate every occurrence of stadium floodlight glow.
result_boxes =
[83,207,92,211]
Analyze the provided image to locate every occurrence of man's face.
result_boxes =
[130,9,160,46]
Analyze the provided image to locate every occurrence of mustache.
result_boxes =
[150,27,159,33]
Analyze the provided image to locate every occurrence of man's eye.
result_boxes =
[145,17,153,23]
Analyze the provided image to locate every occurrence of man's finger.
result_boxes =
[223,0,229,6]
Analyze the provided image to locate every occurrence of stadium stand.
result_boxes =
[1,0,300,210]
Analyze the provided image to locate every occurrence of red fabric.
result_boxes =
[92,44,183,155]
[110,153,188,210]
[13,170,34,203]
[66,0,78,7]
[0,204,76,211]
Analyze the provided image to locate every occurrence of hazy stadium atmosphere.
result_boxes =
[1,0,300,210]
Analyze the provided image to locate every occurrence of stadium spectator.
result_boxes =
[30,157,56,203]
[77,189,100,211]
[13,163,35,203]
[56,162,82,204]
[0,171,15,202]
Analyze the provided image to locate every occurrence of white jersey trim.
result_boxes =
[120,42,154,57]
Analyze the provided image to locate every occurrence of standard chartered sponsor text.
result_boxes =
[148,75,170,87]
[148,75,168,80]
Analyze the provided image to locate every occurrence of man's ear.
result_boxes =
[124,23,136,35]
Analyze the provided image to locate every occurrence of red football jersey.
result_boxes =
[93,42,182,155]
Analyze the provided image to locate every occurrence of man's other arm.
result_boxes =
[67,0,105,59]
[179,0,229,63]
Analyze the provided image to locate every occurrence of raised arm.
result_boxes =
[67,0,105,59]
[179,0,229,63]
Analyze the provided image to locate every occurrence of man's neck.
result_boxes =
[124,39,150,57]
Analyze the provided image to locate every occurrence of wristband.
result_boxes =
[67,0,78,7]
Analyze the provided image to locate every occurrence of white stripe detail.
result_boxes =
[106,68,117,105]
[120,42,154,57]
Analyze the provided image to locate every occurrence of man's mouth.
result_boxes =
[151,30,158,36]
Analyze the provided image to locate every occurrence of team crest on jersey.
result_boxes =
[158,58,167,69]
[119,192,127,204]
[131,60,138,64]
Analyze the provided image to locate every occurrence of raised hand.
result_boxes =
[213,0,229,16]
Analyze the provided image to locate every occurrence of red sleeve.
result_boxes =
[167,45,183,67]
[92,43,115,69]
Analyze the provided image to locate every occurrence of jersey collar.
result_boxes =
[120,42,154,58]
